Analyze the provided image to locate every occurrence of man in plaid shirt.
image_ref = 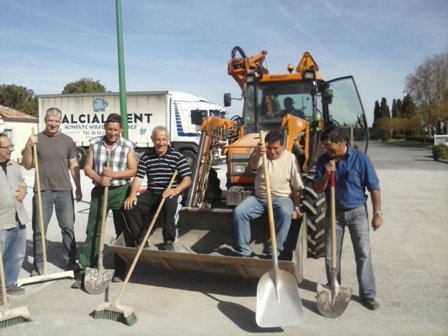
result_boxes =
[73,113,137,288]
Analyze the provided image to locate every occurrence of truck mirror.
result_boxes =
[191,110,206,126]
[224,93,232,107]
[322,88,333,104]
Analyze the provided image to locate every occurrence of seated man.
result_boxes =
[281,97,305,118]
[233,130,304,257]
[124,126,192,251]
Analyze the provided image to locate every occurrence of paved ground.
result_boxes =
[2,141,448,336]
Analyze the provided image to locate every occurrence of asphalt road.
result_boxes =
[3,141,448,336]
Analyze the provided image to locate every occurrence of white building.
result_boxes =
[0,105,38,163]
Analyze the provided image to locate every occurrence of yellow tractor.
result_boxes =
[111,46,368,282]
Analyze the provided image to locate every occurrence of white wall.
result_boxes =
[0,120,38,163]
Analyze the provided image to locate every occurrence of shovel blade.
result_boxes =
[316,283,352,319]
[256,270,304,327]
[84,267,115,295]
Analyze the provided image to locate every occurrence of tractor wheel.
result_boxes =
[302,170,326,258]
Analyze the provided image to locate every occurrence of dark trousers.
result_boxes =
[79,184,132,276]
[125,190,182,244]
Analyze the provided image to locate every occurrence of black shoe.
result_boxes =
[161,241,175,252]
[112,275,124,283]
[71,273,84,289]
[362,298,380,310]
[66,259,81,272]
[7,284,25,296]
[31,265,43,277]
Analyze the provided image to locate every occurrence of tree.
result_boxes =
[380,97,391,119]
[62,78,107,94]
[0,84,38,116]
[391,99,399,118]
[401,94,416,118]
[373,100,381,123]
[404,50,448,135]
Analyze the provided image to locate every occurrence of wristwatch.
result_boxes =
[372,210,382,217]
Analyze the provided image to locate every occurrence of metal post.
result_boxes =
[115,0,128,138]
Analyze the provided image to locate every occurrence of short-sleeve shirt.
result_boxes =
[89,136,135,187]
[35,132,77,191]
[314,146,380,210]
[137,146,191,193]
[255,149,304,199]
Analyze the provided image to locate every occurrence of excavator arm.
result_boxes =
[227,46,269,90]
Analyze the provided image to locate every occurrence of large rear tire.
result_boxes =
[302,170,326,258]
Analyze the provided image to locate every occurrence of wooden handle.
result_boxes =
[114,170,178,305]
[97,154,111,269]
[32,127,48,275]
[330,171,337,269]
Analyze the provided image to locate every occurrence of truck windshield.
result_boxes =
[242,81,315,133]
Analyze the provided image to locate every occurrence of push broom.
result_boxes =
[17,128,74,287]
[0,245,31,328]
[92,170,178,326]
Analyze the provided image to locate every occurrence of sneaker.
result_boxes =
[31,265,44,277]
[66,259,81,272]
[7,284,25,296]
[362,298,380,310]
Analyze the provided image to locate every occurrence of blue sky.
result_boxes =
[1,0,447,125]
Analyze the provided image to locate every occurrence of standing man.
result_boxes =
[313,125,383,311]
[22,107,82,276]
[124,126,192,251]
[73,113,137,287]
[233,130,304,258]
[0,133,29,296]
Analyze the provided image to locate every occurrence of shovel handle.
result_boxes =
[98,154,111,269]
[260,131,279,269]
[330,171,337,270]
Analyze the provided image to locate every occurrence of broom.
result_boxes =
[92,170,178,326]
[0,245,31,328]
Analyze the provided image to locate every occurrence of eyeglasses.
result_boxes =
[0,145,15,150]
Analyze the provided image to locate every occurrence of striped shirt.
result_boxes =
[90,136,135,187]
[137,146,191,193]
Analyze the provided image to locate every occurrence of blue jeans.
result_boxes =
[233,195,293,256]
[0,222,26,288]
[325,205,376,299]
[32,190,77,268]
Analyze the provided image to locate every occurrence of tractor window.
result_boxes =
[327,76,368,152]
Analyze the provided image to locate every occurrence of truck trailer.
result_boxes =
[37,90,226,167]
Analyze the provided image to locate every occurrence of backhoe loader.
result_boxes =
[110,46,368,282]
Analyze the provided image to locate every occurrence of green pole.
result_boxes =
[115,0,128,138]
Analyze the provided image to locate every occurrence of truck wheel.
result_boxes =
[182,149,196,168]
[302,171,326,258]
[76,147,87,169]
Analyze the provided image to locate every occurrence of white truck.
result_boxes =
[37,91,226,167]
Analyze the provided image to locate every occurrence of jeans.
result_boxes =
[233,195,293,256]
[0,222,26,288]
[79,185,132,276]
[325,204,376,299]
[32,190,77,269]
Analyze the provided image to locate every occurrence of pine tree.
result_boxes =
[380,97,391,118]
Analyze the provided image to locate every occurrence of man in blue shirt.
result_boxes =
[313,125,383,311]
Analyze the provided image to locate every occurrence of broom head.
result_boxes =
[91,301,136,326]
[0,305,31,329]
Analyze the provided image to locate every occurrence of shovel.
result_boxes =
[85,155,115,294]
[255,131,304,328]
[316,171,352,318]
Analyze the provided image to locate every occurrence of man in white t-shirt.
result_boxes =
[233,130,304,257]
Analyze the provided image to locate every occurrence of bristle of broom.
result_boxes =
[0,315,31,329]
[91,303,136,326]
